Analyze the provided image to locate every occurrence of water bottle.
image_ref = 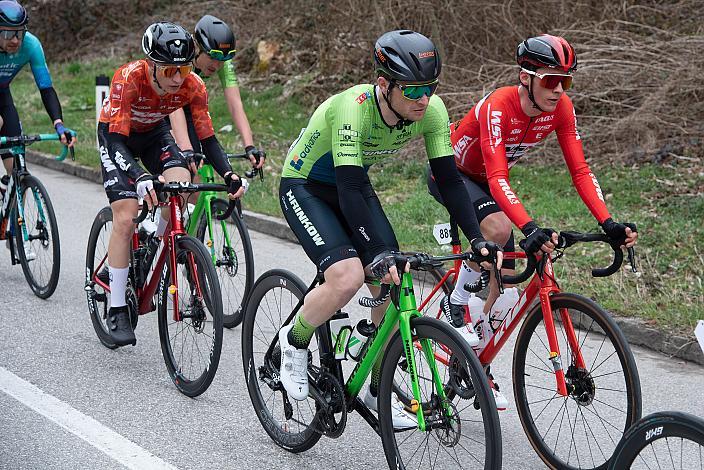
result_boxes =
[466,294,485,326]
[473,312,492,353]
[488,287,520,330]
[329,312,353,360]
[347,319,376,361]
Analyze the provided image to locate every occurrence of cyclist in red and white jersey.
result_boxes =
[428,34,638,410]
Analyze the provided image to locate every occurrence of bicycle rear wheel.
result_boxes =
[85,206,139,349]
[513,292,642,470]
[15,175,60,298]
[241,270,323,453]
[609,411,704,469]
[157,235,223,397]
[196,198,253,329]
[379,317,502,470]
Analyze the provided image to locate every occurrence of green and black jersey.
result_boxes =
[282,84,453,184]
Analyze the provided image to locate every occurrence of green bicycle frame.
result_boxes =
[344,273,452,431]
[185,163,235,264]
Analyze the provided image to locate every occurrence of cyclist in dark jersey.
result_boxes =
[427,34,639,410]
[98,22,244,346]
[170,15,264,170]
[277,30,501,427]
[0,0,76,174]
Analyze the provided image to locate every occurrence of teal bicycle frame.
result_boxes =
[0,133,71,255]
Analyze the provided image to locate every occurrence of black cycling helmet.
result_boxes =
[193,15,236,61]
[142,22,195,65]
[516,34,577,73]
[374,30,441,83]
[0,0,28,28]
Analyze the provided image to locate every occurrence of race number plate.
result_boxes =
[433,223,452,245]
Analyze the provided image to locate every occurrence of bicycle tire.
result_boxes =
[242,269,323,453]
[513,292,642,470]
[379,316,502,470]
[85,207,139,349]
[157,235,223,397]
[15,175,60,299]
[85,207,118,349]
[196,197,253,329]
[609,411,704,469]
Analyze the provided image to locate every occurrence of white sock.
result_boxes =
[109,266,129,307]
[450,262,481,305]
[155,214,169,237]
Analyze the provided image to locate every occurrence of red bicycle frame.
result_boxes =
[91,195,202,323]
[417,226,587,397]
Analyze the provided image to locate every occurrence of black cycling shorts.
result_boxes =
[280,177,399,272]
[427,166,516,267]
[0,89,22,159]
[97,121,189,203]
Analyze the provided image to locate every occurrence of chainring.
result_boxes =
[311,369,347,438]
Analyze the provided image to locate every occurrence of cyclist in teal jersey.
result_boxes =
[0,0,76,180]
[277,30,501,428]
[170,15,264,168]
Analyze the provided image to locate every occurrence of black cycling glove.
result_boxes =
[521,221,556,254]
[245,145,266,165]
[369,250,398,279]
[224,172,243,195]
[470,237,501,262]
[600,218,637,242]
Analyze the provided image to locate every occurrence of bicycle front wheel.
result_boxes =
[241,270,323,453]
[609,411,704,469]
[513,292,642,470]
[15,175,60,298]
[196,198,254,328]
[379,317,502,470]
[157,235,223,397]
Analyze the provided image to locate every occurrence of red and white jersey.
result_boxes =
[451,86,610,229]
[99,60,215,139]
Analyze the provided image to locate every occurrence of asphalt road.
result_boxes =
[0,165,702,470]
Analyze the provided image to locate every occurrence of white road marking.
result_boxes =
[0,366,178,470]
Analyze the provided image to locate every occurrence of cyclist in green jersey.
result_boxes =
[170,15,264,167]
[278,30,501,428]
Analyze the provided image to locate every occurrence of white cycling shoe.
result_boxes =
[363,386,417,430]
[488,375,509,411]
[23,241,36,261]
[440,295,480,347]
[5,239,36,261]
[278,324,310,401]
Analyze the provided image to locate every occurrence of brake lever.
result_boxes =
[627,247,637,273]
[493,258,504,294]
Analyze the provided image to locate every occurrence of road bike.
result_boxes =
[242,251,502,469]
[0,132,75,298]
[410,219,642,469]
[85,179,235,397]
[185,152,261,328]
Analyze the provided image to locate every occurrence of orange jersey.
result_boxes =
[99,60,215,139]
[451,86,610,228]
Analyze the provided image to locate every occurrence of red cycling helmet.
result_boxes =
[516,34,577,73]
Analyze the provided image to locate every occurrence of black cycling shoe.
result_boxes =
[107,305,136,346]
[440,295,467,328]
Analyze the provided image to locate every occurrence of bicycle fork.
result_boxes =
[539,261,587,397]
[399,311,454,432]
